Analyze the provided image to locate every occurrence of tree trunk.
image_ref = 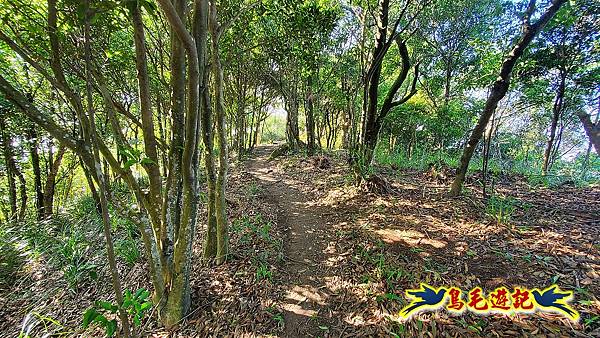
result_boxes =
[542,72,565,175]
[83,2,131,336]
[132,4,163,232]
[306,77,316,155]
[191,0,218,261]
[209,0,229,264]
[163,0,186,277]
[577,111,600,156]
[0,114,17,219]
[360,33,418,176]
[43,144,66,217]
[156,0,202,328]
[29,126,45,220]
[286,90,302,150]
[449,0,566,196]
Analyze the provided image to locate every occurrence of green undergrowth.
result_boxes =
[375,146,599,188]
[0,194,142,293]
[230,213,283,282]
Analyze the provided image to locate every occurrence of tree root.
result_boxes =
[309,155,331,169]
[268,143,290,160]
[361,174,396,195]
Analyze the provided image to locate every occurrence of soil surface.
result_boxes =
[246,146,338,337]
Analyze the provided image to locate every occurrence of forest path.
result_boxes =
[245,145,340,338]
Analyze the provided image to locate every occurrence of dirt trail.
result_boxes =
[246,145,339,337]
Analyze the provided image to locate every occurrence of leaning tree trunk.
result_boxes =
[449,0,567,196]
[577,111,600,156]
[83,2,131,336]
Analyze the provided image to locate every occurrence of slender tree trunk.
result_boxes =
[29,125,45,220]
[15,161,27,222]
[360,34,418,176]
[191,0,218,261]
[209,1,229,264]
[482,113,495,198]
[0,116,27,222]
[132,4,163,233]
[83,2,130,336]
[156,0,202,327]
[577,111,600,156]
[542,72,565,175]
[286,89,301,150]
[43,144,66,217]
[163,0,186,278]
[0,115,17,219]
[449,0,566,196]
[306,77,316,155]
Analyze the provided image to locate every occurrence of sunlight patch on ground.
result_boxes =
[315,186,360,206]
[374,228,447,248]
[284,285,328,307]
[323,276,355,292]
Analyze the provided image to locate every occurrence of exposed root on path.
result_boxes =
[362,174,396,195]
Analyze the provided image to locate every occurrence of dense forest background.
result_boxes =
[0,0,598,336]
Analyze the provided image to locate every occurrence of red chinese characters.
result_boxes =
[399,283,578,321]
[467,287,489,311]
[446,287,466,312]
[511,287,534,311]
[489,287,511,311]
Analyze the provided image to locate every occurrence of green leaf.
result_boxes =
[134,288,144,298]
[96,300,118,313]
[141,0,158,18]
[95,314,109,325]
[106,319,117,337]
[123,159,137,169]
[140,157,155,165]
[82,308,99,328]
[140,302,152,312]
[138,289,150,301]
[133,315,141,326]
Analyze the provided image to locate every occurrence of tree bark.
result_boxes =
[359,28,418,175]
[192,0,218,261]
[43,144,66,217]
[209,0,230,265]
[28,126,45,220]
[577,111,600,156]
[542,72,566,175]
[132,4,163,230]
[83,2,130,336]
[0,114,17,219]
[306,76,316,155]
[285,87,302,150]
[156,0,202,327]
